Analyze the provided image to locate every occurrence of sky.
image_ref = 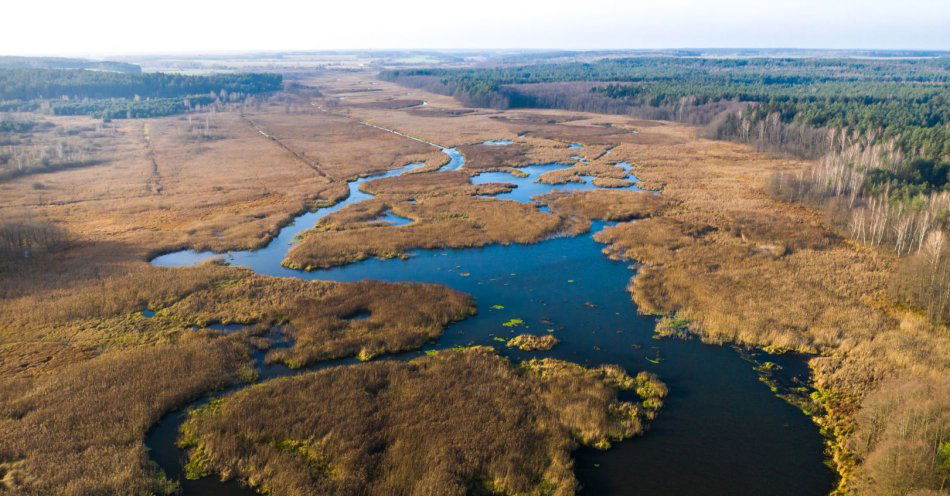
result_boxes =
[4,0,949,56]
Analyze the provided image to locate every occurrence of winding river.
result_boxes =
[147,143,834,495]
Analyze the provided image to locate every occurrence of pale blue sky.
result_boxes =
[5,0,948,56]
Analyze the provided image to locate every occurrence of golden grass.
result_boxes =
[456,141,576,173]
[537,163,630,185]
[360,170,511,197]
[592,177,635,188]
[0,333,250,495]
[538,190,667,221]
[178,347,665,496]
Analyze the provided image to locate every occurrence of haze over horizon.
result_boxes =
[5,0,949,57]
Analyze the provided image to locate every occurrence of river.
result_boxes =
[147,143,834,495]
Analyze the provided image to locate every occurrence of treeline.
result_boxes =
[0,56,141,74]
[51,95,218,120]
[768,138,949,322]
[0,131,100,181]
[381,57,950,162]
[0,68,282,119]
[0,68,282,100]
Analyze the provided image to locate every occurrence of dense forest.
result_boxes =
[0,68,282,100]
[0,68,282,119]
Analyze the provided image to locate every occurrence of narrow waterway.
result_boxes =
[148,144,833,495]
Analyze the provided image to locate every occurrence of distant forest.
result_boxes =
[0,56,141,73]
[0,69,282,100]
[0,68,282,119]
[380,57,950,163]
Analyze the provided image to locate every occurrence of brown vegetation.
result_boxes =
[360,170,510,197]
[0,219,69,261]
[178,347,665,495]
[1,68,942,495]
[0,334,250,495]
[890,237,950,323]
[538,190,666,221]
[766,141,950,324]
[592,177,635,188]
[456,141,575,173]
[536,162,630,186]
[346,99,424,110]
[165,272,474,366]
[847,376,949,495]
[506,333,560,351]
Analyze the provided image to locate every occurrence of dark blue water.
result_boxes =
[147,147,833,495]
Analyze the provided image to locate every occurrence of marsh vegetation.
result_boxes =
[178,348,664,496]
[1,51,944,496]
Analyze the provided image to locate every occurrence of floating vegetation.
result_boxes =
[507,334,559,351]
[502,318,525,328]
[491,304,505,310]
[654,315,691,339]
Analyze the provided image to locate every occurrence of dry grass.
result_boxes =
[456,141,575,173]
[0,333,251,495]
[506,334,560,351]
[591,177,635,188]
[178,347,665,496]
[537,163,630,186]
[360,170,511,197]
[164,273,475,366]
[0,112,342,256]
[284,160,589,270]
[538,190,667,221]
